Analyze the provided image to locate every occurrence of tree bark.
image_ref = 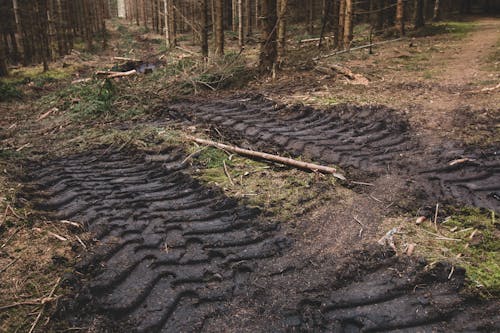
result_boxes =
[433,0,441,21]
[414,0,425,28]
[396,0,404,36]
[214,0,224,56]
[0,39,8,77]
[343,0,352,50]
[245,0,252,37]
[238,0,244,48]
[259,0,278,72]
[199,0,209,57]
[338,0,345,49]
[277,0,288,61]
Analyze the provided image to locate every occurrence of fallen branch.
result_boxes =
[186,136,346,180]
[95,69,137,79]
[113,56,141,62]
[300,35,334,43]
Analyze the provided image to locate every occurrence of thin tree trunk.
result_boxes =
[245,0,252,37]
[343,0,352,50]
[396,0,404,36]
[414,0,425,28]
[307,0,314,34]
[199,0,209,57]
[277,0,288,61]
[0,39,8,77]
[338,0,345,49]
[259,0,278,72]
[214,0,224,56]
[433,0,441,21]
[238,0,244,48]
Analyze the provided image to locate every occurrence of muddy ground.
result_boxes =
[1,16,499,333]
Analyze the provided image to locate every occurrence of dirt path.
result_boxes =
[435,17,499,86]
[415,17,500,135]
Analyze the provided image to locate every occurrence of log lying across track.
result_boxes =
[186,135,346,180]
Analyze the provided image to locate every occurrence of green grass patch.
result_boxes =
[394,207,499,297]
[37,78,116,120]
[411,21,476,39]
[0,80,22,102]
[187,142,338,221]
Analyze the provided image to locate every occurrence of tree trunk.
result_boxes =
[259,0,277,72]
[199,0,209,57]
[396,0,404,36]
[277,0,288,61]
[433,0,441,21]
[338,0,345,49]
[245,0,252,37]
[118,0,126,17]
[343,0,352,50]
[319,0,332,48]
[238,0,244,48]
[214,0,224,56]
[0,40,8,77]
[331,0,339,49]
[414,0,425,28]
[307,0,314,35]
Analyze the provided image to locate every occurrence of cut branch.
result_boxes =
[95,69,137,78]
[186,136,346,180]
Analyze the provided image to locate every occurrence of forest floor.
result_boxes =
[0,16,499,332]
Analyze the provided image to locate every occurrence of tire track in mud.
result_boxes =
[166,95,500,212]
[23,149,499,332]
[24,148,289,332]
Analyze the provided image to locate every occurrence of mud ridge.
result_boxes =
[165,94,500,212]
[23,148,499,332]
[24,148,289,332]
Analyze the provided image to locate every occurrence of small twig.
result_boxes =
[351,181,374,186]
[60,220,83,229]
[352,216,366,238]
[1,227,21,249]
[421,229,461,241]
[0,257,19,274]
[353,215,366,227]
[180,147,207,166]
[28,278,61,333]
[0,205,9,227]
[0,298,54,311]
[223,161,234,186]
[47,231,68,242]
[448,266,455,280]
[75,236,87,250]
[433,203,440,232]
[368,194,383,203]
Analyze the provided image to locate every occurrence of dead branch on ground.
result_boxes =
[186,136,346,180]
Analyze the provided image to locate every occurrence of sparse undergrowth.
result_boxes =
[382,207,499,297]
